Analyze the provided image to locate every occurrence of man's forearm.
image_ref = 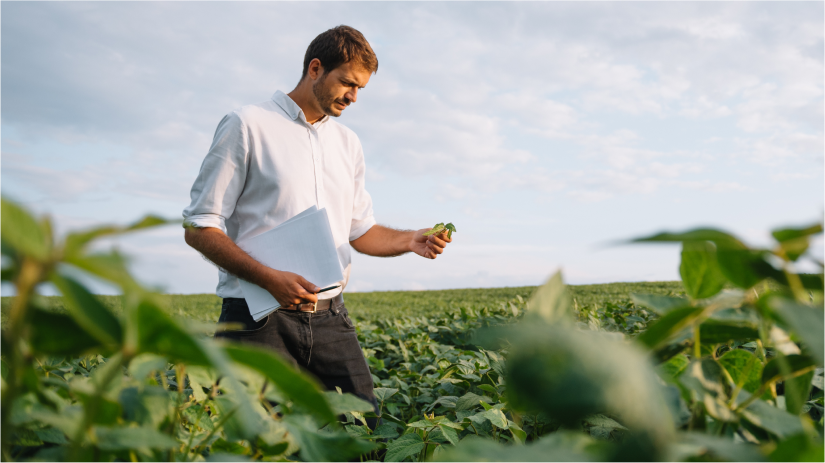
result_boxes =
[184,226,273,287]
[349,225,414,257]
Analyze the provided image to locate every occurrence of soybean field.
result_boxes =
[2,197,823,462]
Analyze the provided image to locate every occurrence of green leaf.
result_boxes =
[373,387,398,403]
[187,366,216,402]
[93,426,178,451]
[1,197,49,260]
[772,223,822,261]
[679,359,728,399]
[28,307,102,355]
[768,297,824,366]
[762,355,817,385]
[630,294,691,315]
[658,354,690,383]
[454,392,491,412]
[385,433,426,462]
[371,424,400,440]
[699,320,759,344]
[717,349,763,395]
[438,424,460,445]
[785,370,814,415]
[434,432,597,462]
[482,408,509,429]
[64,251,138,289]
[127,353,168,380]
[481,325,674,457]
[50,273,123,348]
[736,390,805,438]
[445,223,457,239]
[64,214,172,258]
[224,343,336,424]
[205,453,250,462]
[680,241,726,299]
[716,249,780,289]
[632,228,746,249]
[526,270,572,324]
[423,223,446,237]
[678,432,766,462]
[769,433,824,462]
[637,306,705,349]
[134,299,211,365]
[772,223,823,243]
[322,391,375,415]
[284,414,375,462]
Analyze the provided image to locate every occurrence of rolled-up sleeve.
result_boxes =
[182,112,249,233]
[348,139,376,241]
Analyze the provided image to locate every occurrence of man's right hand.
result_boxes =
[263,269,320,308]
[184,227,320,308]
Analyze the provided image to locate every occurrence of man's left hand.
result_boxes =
[410,228,452,259]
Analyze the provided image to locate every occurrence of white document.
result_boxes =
[237,207,344,321]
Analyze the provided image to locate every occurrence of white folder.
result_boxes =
[236,206,344,321]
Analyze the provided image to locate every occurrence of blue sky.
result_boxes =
[2,2,823,295]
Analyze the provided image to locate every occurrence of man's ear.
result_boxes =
[307,58,325,81]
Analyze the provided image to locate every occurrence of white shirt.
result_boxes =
[182,90,376,299]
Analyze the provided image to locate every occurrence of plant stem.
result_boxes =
[1,258,47,457]
[693,325,701,359]
[69,353,125,460]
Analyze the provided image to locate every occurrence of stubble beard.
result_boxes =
[312,75,347,118]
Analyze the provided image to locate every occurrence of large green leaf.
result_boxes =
[455,392,491,412]
[322,391,375,415]
[283,414,375,462]
[769,433,825,462]
[680,241,726,299]
[385,433,426,462]
[482,325,674,458]
[63,215,172,258]
[632,228,746,249]
[1,197,49,260]
[93,425,178,451]
[27,307,102,355]
[772,223,822,262]
[768,297,824,366]
[785,370,814,415]
[64,251,138,289]
[631,294,691,315]
[735,391,804,438]
[675,432,766,462]
[717,349,763,396]
[435,432,597,462]
[526,270,571,324]
[134,299,210,365]
[50,273,123,348]
[699,320,759,344]
[716,249,782,289]
[761,355,817,386]
[224,344,336,424]
[131,298,262,440]
[637,306,705,349]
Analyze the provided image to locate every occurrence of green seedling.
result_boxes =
[423,222,457,239]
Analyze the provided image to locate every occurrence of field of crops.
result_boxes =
[2,198,823,462]
[0,280,684,329]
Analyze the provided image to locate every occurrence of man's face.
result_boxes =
[312,61,371,118]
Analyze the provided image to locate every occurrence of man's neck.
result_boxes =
[287,83,325,124]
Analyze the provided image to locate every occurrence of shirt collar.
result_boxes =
[271,90,329,126]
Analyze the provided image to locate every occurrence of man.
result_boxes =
[182,25,452,413]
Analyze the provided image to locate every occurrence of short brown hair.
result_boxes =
[301,25,378,80]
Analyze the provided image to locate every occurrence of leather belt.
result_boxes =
[279,298,334,313]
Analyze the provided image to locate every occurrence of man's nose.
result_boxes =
[346,88,358,104]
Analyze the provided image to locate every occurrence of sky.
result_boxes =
[2,2,823,296]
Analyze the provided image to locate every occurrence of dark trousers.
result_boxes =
[215,295,379,424]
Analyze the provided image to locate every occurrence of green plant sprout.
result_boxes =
[423,222,457,238]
